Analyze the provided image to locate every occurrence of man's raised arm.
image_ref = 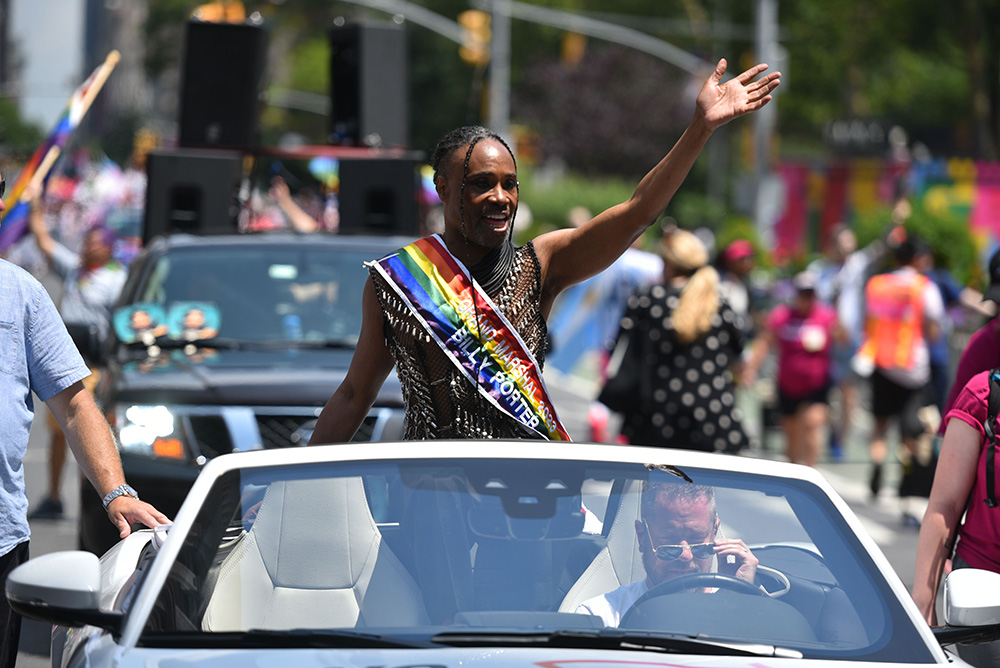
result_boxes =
[534,59,780,311]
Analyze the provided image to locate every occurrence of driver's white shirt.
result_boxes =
[575,579,649,627]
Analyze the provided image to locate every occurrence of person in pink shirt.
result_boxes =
[914,369,1000,667]
[745,271,843,466]
[937,248,1000,435]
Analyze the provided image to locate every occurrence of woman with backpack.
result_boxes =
[912,369,1000,667]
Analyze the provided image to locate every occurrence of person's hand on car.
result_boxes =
[107,496,172,539]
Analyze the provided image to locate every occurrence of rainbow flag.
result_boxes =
[0,52,119,251]
[371,235,571,441]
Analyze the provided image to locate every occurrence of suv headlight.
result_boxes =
[114,405,187,460]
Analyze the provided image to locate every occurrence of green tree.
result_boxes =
[515,44,689,179]
[854,202,979,288]
[0,99,44,157]
[139,1,1000,162]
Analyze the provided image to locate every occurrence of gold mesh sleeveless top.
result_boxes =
[370,242,547,439]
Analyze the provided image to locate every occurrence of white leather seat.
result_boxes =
[559,480,645,613]
[203,476,429,631]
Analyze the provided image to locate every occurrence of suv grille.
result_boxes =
[167,406,398,457]
[187,415,234,459]
[257,415,313,448]
[255,414,381,448]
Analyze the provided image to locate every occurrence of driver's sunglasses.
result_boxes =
[0,179,5,200]
[644,521,716,561]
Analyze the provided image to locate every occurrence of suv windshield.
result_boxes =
[140,458,933,663]
[134,246,373,344]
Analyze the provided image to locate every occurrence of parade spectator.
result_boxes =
[938,248,1000,427]
[717,239,754,321]
[601,228,750,452]
[913,369,1000,667]
[269,175,338,233]
[744,271,843,467]
[25,184,127,520]
[308,59,780,445]
[855,236,944,513]
[0,171,168,667]
[807,224,872,459]
[918,246,979,416]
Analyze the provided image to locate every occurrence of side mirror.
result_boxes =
[5,551,123,633]
[945,568,1000,626]
[933,568,1000,646]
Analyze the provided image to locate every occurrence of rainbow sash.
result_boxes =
[369,235,571,441]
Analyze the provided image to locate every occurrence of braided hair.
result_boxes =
[431,125,517,183]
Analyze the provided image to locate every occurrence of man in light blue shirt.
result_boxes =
[0,175,168,667]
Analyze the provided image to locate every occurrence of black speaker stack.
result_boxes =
[146,17,419,242]
[337,157,421,236]
[143,149,243,245]
[329,22,409,149]
[179,19,268,150]
[329,21,418,236]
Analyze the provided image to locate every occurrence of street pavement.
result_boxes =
[17,371,924,666]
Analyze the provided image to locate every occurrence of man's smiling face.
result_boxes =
[438,139,517,260]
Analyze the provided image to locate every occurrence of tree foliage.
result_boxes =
[0,99,44,157]
[136,0,1000,162]
[515,45,690,178]
[854,200,980,288]
[778,0,976,155]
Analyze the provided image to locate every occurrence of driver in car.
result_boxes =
[576,480,757,627]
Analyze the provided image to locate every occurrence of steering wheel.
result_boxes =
[619,573,766,629]
[632,572,765,605]
[755,564,791,598]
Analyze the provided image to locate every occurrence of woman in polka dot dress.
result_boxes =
[613,228,750,453]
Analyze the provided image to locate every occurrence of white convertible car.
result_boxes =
[9,442,1000,667]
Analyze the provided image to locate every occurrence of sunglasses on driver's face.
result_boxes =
[0,179,5,200]
[644,521,716,561]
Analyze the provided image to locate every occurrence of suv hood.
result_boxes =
[108,347,403,407]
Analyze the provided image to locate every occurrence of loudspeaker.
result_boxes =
[179,20,268,148]
[337,158,420,236]
[143,149,243,244]
[329,22,408,148]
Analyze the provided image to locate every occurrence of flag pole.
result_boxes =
[73,50,121,126]
[19,50,121,200]
[26,147,62,194]
[9,50,121,207]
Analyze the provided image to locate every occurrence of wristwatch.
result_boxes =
[102,484,139,510]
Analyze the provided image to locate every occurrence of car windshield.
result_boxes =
[134,245,373,344]
[139,456,933,663]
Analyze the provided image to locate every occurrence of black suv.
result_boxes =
[81,232,409,554]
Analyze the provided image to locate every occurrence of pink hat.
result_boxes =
[722,239,754,265]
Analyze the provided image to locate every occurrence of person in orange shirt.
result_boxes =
[857,236,943,519]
